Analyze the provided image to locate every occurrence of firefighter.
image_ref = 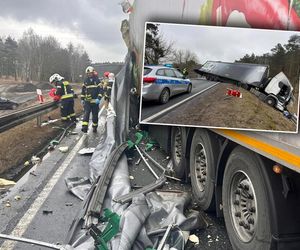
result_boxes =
[101,72,114,109]
[182,68,188,77]
[81,66,102,133]
[49,73,76,122]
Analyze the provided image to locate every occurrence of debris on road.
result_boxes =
[14,195,21,201]
[113,175,167,204]
[0,233,69,250]
[135,157,141,165]
[0,178,16,188]
[24,161,30,167]
[42,210,53,215]
[78,147,95,155]
[59,146,69,153]
[30,171,37,176]
[41,118,59,127]
[189,234,200,245]
[31,155,41,164]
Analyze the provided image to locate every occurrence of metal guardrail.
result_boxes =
[0,102,58,133]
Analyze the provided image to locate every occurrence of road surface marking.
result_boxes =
[1,133,86,249]
[1,106,108,249]
[141,82,219,123]
[0,104,110,249]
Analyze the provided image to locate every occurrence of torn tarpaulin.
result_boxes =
[67,151,205,250]
[65,177,91,201]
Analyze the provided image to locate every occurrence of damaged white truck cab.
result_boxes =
[195,61,295,112]
[264,72,295,111]
[126,0,300,249]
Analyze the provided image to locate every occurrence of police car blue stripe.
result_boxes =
[155,79,190,85]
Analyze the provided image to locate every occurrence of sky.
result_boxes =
[158,23,299,64]
[0,0,130,63]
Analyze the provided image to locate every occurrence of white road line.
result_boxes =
[1,133,87,250]
[1,105,108,249]
[141,82,219,123]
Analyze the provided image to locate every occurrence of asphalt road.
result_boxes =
[0,121,104,249]
[140,79,217,121]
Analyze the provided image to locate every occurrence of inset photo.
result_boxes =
[139,22,300,133]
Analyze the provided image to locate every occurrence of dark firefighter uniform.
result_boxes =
[81,75,102,132]
[55,81,76,122]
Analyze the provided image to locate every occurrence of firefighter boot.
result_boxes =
[81,126,88,133]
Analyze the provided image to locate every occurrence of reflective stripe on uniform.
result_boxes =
[61,116,68,120]
[92,123,98,127]
[86,85,98,89]
[69,113,76,117]
[61,94,74,99]
[82,121,89,126]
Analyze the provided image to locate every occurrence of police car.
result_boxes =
[142,65,192,104]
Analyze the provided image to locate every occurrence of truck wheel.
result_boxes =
[265,96,276,107]
[159,88,170,104]
[190,129,219,211]
[171,127,186,178]
[222,146,271,250]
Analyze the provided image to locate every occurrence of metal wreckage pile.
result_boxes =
[61,53,206,250]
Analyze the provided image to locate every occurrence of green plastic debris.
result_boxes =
[145,140,158,151]
[49,140,59,146]
[90,209,121,250]
[134,132,144,146]
[127,140,135,149]
[127,131,149,149]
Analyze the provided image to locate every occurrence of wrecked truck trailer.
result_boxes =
[194,61,295,111]
[44,1,300,250]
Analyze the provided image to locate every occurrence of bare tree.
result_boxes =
[144,23,174,64]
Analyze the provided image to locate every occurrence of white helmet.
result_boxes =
[108,72,115,81]
[85,66,94,74]
[49,73,64,84]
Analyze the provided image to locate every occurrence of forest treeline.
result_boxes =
[0,28,91,83]
[236,34,300,90]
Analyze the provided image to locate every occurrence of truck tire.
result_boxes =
[265,96,276,107]
[159,88,170,104]
[190,129,219,211]
[222,146,271,250]
[171,127,186,178]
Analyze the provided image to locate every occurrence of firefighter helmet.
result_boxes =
[49,73,63,84]
[85,66,94,74]
[108,72,115,80]
[104,71,110,77]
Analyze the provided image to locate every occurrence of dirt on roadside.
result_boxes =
[0,98,83,176]
[156,83,297,132]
